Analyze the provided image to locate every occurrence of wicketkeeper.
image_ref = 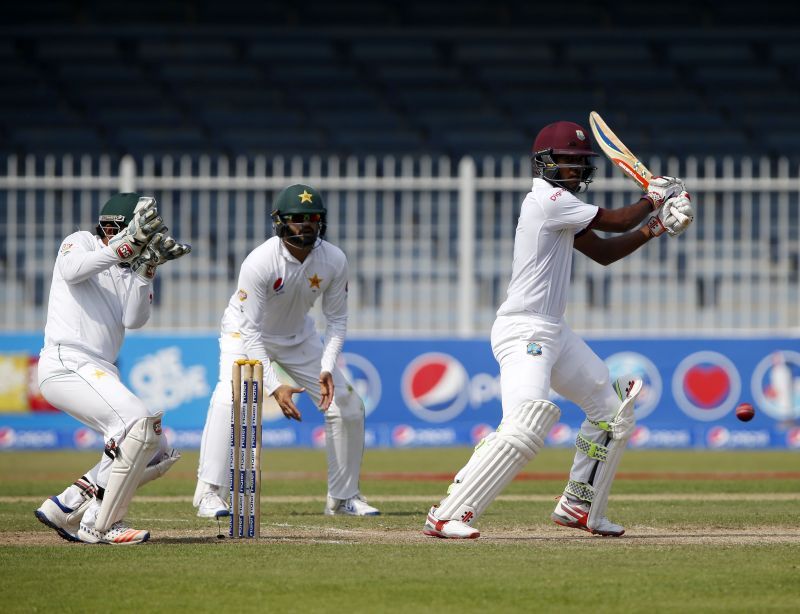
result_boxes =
[193,184,379,518]
[34,193,190,544]
[424,121,694,539]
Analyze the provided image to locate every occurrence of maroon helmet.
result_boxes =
[531,121,598,192]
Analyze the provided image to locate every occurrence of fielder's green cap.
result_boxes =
[272,184,326,215]
[99,192,142,225]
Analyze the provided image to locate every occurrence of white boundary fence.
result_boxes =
[1,154,798,336]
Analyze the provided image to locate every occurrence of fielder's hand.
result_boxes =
[645,176,685,210]
[319,371,334,411]
[646,191,694,238]
[272,384,304,421]
[108,198,166,262]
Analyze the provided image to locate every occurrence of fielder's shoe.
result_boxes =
[324,494,380,516]
[551,495,624,537]
[34,496,92,543]
[423,506,480,539]
[78,520,150,545]
[197,492,230,518]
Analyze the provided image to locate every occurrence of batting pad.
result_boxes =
[587,379,641,529]
[95,414,163,532]
[436,400,560,523]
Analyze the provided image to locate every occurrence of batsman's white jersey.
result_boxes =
[37,231,167,491]
[197,237,366,501]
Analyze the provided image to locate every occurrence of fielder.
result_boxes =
[34,193,190,544]
[424,121,694,539]
[193,184,379,518]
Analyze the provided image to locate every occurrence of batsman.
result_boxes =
[424,121,694,539]
[34,193,190,544]
[194,184,379,518]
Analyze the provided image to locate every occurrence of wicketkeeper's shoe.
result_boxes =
[423,506,480,539]
[34,495,92,543]
[551,495,624,537]
[324,494,380,516]
[197,492,230,518]
[78,520,150,545]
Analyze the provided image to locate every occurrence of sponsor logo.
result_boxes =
[116,244,134,259]
[74,428,102,449]
[786,427,800,449]
[391,425,456,447]
[751,350,800,422]
[470,423,494,444]
[547,423,574,446]
[526,342,542,357]
[461,510,474,524]
[550,189,565,202]
[629,426,692,448]
[401,353,470,422]
[311,426,326,448]
[60,243,73,254]
[237,289,247,301]
[0,428,58,449]
[606,352,662,420]
[273,277,284,292]
[263,428,296,447]
[707,426,770,449]
[337,352,382,417]
[672,351,741,421]
[128,346,210,412]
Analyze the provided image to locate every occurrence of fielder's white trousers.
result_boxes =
[491,314,621,483]
[196,331,365,500]
[37,344,168,490]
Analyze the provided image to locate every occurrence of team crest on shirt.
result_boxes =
[527,342,543,357]
[308,274,322,289]
[237,289,248,302]
[60,243,73,255]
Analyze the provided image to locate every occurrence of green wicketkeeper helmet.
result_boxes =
[96,192,141,237]
[271,184,327,246]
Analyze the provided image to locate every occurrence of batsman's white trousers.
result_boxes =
[37,344,168,489]
[491,314,621,483]
[197,331,366,500]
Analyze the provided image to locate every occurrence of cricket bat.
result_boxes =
[589,110,652,192]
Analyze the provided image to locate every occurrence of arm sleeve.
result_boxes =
[122,275,153,329]
[320,257,349,374]
[57,237,119,284]
[547,192,599,233]
[237,258,283,395]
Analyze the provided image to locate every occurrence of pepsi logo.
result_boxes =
[605,352,662,420]
[751,350,800,421]
[338,352,381,417]
[786,427,800,449]
[706,426,730,448]
[401,352,469,423]
[629,425,651,448]
[273,277,284,292]
[74,428,101,449]
[312,426,326,448]
[673,351,741,421]
[0,427,15,448]
[470,423,494,444]
[547,423,573,446]
[392,425,415,447]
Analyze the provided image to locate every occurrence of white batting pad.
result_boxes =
[436,400,560,523]
[95,414,164,532]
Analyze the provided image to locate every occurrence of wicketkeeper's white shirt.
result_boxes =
[223,236,348,394]
[497,178,598,319]
[42,231,153,361]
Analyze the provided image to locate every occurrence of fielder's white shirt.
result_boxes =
[43,231,153,362]
[223,236,348,394]
[497,178,599,319]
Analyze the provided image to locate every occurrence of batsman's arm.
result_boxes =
[587,198,654,233]
[574,226,653,266]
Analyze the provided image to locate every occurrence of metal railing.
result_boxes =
[1,154,798,336]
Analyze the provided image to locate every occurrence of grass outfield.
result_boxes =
[2,448,799,613]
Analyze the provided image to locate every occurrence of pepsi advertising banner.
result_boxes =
[1,333,799,450]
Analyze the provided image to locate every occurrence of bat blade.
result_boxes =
[589,111,653,191]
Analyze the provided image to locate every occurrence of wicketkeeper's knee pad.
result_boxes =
[436,400,560,524]
[95,413,164,532]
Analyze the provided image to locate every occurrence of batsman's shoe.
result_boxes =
[551,495,624,537]
[324,494,380,516]
[34,496,92,543]
[78,520,150,545]
[197,492,230,518]
[423,506,480,539]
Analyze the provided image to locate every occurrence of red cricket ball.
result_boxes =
[735,402,755,422]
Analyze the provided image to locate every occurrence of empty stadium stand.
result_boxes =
[0,1,798,160]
